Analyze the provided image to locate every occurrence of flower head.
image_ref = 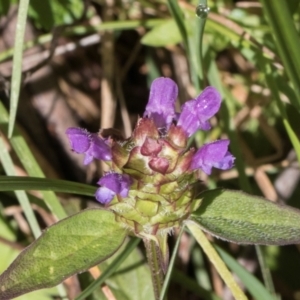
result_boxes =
[66,77,235,238]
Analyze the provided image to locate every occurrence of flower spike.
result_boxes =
[66,78,235,238]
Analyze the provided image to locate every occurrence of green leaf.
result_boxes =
[0,199,58,299]
[0,209,127,299]
[141,19,182,46]
[191,189,300,245]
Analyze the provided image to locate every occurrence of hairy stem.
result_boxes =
[144,239,165,300]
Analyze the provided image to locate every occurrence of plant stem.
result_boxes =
[186,221,248,300]
[160,226,184,300]
[144,238,165,300]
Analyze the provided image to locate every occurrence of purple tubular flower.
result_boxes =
[177,87,221,137]
[143,77,178,129]
[66,127,112,165]
[95,173,133,204]
[190,140,235,175]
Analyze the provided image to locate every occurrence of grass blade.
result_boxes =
[0,101,67,219]
[186,221,248,300]
[216,246,276,300]
[8,0,30,138]
[261,58,300,165]
[0,175,95,196]
[260,0,300,109]
[0,137,41,238]
[166,0,189,49]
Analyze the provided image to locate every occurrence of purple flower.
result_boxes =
[95,173,133,204]
[190,140,235,175]
[66,128,112,165]
[144,77,178,129]
[143,77,221,137]
[177,87,221,137]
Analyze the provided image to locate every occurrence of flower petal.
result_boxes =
[144,77,178,129]
[190,140,235,175]
[119,174,134,197]
[177,87,221,136]
[66,128,90,153]
[213,151,235,170]
[95,187,115,204]
[97,172,133,204]
[66,128,112,164]
[88,134,112,162]
[195,86,221,119]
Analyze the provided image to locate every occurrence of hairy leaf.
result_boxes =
[0,209,127,300]
[191,189,300,245]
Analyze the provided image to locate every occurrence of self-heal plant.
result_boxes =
[66,77,235,240]
[2,78,300,300]
[65,78,235,297]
